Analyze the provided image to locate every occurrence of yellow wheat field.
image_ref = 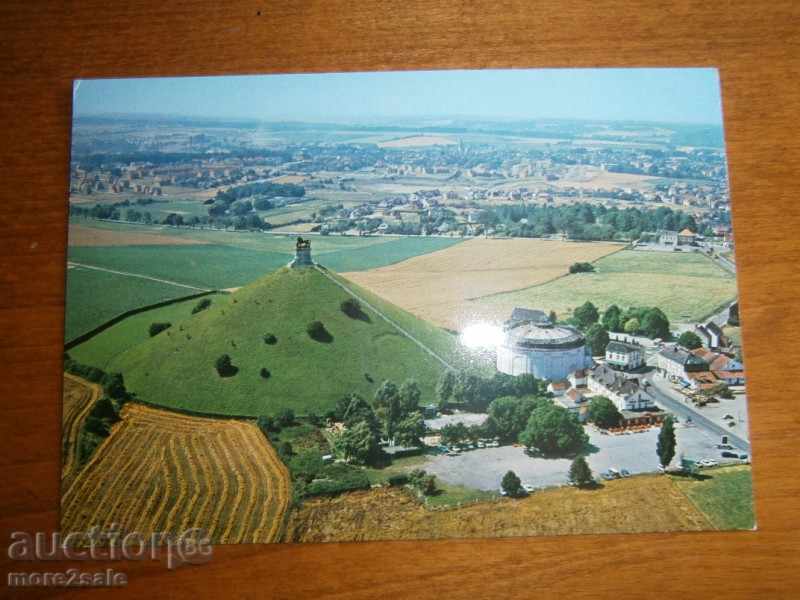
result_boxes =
[343,237,624,330]
[61,373,102,490]
[61,403,291,544]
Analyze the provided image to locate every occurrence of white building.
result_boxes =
[656,344,709,381]
[605,340,645,371]
[588,364,656,412]
[496,308,592,381]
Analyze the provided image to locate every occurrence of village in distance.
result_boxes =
[61,70,754,544]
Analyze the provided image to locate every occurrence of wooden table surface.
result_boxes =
[1,1,799,598]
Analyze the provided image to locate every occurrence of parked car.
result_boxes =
[522,484,536,493]
[721,451,740,459]
[698,458,718,468]
[717,444,734,450]
[723,414,734,420]
[620,469,631,478]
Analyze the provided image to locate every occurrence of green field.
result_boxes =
[68,293,232,368]
[68,244,291,289]
[64,267,195,341]
[673,466,755,530]
[68,236,461,289]
[106,266,460,416]
[474,250,737,323]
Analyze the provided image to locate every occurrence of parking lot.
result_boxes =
[423,422,736,492]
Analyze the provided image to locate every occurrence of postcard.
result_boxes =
[61,68,753,545]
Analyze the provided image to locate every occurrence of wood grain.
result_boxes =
[1,1,799,597]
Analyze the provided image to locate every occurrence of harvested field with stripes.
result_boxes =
[61,403,291,544]
[61,373,101,489]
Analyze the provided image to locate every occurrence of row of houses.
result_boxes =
[656,344,744,390]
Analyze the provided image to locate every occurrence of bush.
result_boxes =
[306,320,332,342]
[340,298,368,320]
[192,298,212,314]
[569,262,595,274]
[263,333,277,345]
[277,408,295,428]
[256,415,278,433]
[214,354,237,377]
[260,367,271,379]
[149,322,172,337]
[387,473,409,486]
[305,464,371,497]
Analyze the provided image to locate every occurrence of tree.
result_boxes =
[678,331,703,350]
[568,456,594,488]
[337,420,381,465]
[102,373,128,402]
[451,371,483,409]
[548,310,558,324]
[657,416,676,468]
[395,411,426,447]
[602,304,622,332]
[263,333,277,345]
[214,354,236,377]
[436,371,456,407]
[440,422,469,447]
[642,308,670,339]
[573,301,599,329]
[486,396,541,442]
[586,396,622,429]
[149,322,171,337]
[260,367,271,379]
[399,380,422,415]
[256,415,276,433]
[341,394,378,429]
[623,317,640,334]
[192,298,212,314]
[306,320,332,342]
[501,470,524,497]
[374,380,401,439]
[519,403,589,457]
[277,408,295,428]
[585,323,610,356]
[340,298,366,320]
[408,469,438,496]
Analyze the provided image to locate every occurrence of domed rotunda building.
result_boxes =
[496,308,592,381]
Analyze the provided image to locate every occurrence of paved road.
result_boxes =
[68,261,211,292]
[644,373,751,453]
[314,265,454,370]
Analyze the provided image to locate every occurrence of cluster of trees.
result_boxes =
[329,378,427,467]
[64,356,133,465]
[677,331,703,350]
[482,204,699,242]
[209,181,304,218]
[408,469,438,497]
[436,370,544,411]
[562,301,671,357]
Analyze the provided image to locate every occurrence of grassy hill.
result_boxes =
[108,266,465,417]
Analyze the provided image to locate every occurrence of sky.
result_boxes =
[73,68,723,125]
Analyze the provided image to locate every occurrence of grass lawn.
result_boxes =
[68,244,291,289]
[475,249,737,323]
[363,454,432,485]
[109,267,459,417]
[318,236,462,272]
[424,481,499,508]
[672,465,755,530]
[68,293,232,369]
[64,267,196,341]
